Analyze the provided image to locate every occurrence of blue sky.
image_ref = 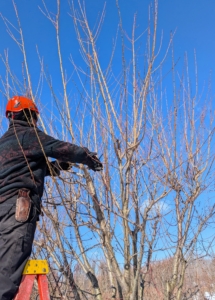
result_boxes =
[0,0,214,105]
[0,0,215,263]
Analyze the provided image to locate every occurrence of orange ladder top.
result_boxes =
[14,260,50,300]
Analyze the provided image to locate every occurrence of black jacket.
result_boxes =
[0,120,88,209]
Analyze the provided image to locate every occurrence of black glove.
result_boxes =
[46,161,71,177]
[57,161,71,171]
[83,148,103,172]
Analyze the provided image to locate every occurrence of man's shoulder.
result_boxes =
[28,126,44,135]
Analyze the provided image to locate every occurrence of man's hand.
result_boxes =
[46,161,71,177]
[57,161,71,171]
[83,148,103,172]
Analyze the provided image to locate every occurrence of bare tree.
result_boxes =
[1,1,215,300]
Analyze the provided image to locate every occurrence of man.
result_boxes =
[0,95,103,300]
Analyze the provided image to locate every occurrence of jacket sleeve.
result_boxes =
[24,128,88,164]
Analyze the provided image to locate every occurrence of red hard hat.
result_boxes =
[6,95,39,118]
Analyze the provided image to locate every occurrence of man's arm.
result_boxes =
[25,128,103,172]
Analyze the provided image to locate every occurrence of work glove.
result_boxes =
[83,147,103,172]
[46,160,71,177]
[57,161,71,171]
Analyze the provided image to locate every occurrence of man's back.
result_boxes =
[0,120,42,203]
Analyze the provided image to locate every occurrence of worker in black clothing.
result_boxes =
[0,95,103,300]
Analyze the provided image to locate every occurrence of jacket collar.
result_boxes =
[9,119,35,128]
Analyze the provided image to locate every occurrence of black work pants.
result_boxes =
[0,198,37,300]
